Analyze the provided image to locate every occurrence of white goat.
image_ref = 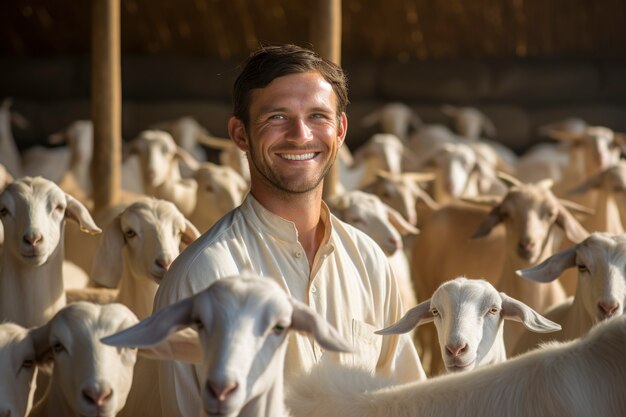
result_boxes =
[360,102,423,142]
[412,141,507,204]
[0,98,24,178]
[0,176,101,327]
[411,177,589,372]
[91,198,201,319]
[195,133,251,182]
[151,116,210,162]
[101,273,352,417]
[361,170,438,228]
[513,232,626,355]
[378,277,560,373]
[29,302,140,417]
[190,162,249,233]
[328,190,420,308]
[22,120,94,198]
[75,198,197,417]
[0,322,38,417]
[337,134,408,192]
[127,129,199,217]
[287,314,626,417]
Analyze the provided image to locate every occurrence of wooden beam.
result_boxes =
[310,0,342,199]
[91,0,122,213]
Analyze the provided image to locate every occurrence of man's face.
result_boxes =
[229,71,347,196]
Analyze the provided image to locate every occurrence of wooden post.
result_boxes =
[91,0,122,213]
[310,0,342,199]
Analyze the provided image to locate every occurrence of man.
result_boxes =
[153,44,425,416]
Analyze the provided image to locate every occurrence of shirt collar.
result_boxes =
[241,194,333,247]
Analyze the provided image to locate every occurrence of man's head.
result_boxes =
[232,44,349,127]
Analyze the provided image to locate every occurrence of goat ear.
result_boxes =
[175,146,200,171]
[375,299,433,335]
[137,328,203,364]
[517,245,577,283]
[470,206,503,239]
[181,219,201,245]
[556,205,590,243]
[500,292,562,333]
[387,206,419,235]
[91,215,124,288]
[64,193,101,235]
[29,323,54,375]
[289,299,353,353]
[101,296,195,350]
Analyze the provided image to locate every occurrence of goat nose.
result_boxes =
[446,342,468,358]
[598,301,619,318]
[82,385,113,406]
[207,380,239,402]
[23,232,43,246]
[517,239,533,252]
[155,257,172,271]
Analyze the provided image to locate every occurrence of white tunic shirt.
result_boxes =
[153,193,425,417]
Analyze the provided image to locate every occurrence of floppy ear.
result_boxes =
[29,322,54,375]
[64,193,101,235]
[375,299,433,335]
[500,293,562,333]
[289,299,353,353]
[181,219,201,245]
[516,244,577,283]
[471,205,503,239]
[387,206,419,235]
[555,204,590,243]
[101,296,195,350]
[91,215,124,288]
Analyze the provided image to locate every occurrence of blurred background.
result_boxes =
[1,0,625,152]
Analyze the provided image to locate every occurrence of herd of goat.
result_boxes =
[0,97,625,416]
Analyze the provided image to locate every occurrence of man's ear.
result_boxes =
[228,116,249,152]
[337,112,348,147]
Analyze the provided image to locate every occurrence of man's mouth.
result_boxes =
[279,152,316,161]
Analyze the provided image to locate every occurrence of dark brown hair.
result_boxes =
[232,44,349,126]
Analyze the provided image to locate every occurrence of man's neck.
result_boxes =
[251,188,324,266]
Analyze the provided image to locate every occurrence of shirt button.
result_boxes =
[310,285,317,293]
[295,251,303,258]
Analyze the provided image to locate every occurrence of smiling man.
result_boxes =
[153,44,425,417]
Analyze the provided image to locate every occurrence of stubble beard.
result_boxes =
[248,146,336,196]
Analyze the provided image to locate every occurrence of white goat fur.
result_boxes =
[378,277,560,373]
[29,302,140,417]
[0,176,101,327]
[102,273,352,417]
[287,314,626,417]
[129,129,199,217]
[336,134,408,193]
[360,102,422,142]
[0,322,38,417]
[514,232,626,355]
[190,162,249,233]
[91,198,201,319]
[328,190,420,308]
[0,98,23,178]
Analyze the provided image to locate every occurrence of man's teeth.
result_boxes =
[280,153,315,161]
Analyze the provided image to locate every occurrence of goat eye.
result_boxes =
[193,319,204,330]
[0,207,9,217]
[272,324,287,335]
[577,264,588,273]
[55,204,65,212]
[124,229,137,239]
[488,307,499,315]
[22,359,35,369]
[430,308,439,317]
[53,342,65,353]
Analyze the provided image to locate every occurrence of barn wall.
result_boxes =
[2,55,625,154]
